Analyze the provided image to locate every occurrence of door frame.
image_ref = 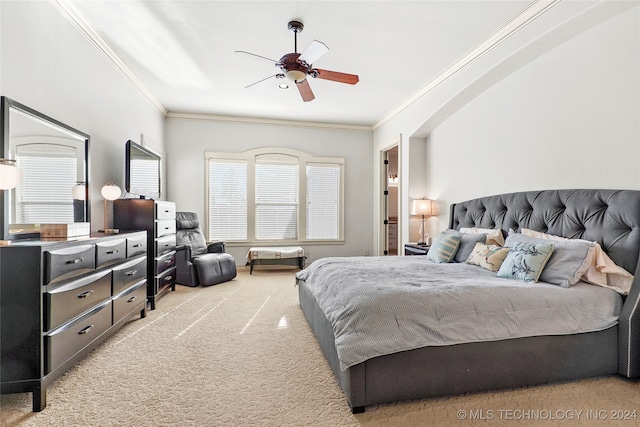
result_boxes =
[378,136,401,256]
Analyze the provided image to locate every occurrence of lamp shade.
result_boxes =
[101,183,122,201]
[410,199,433,216]
[0,159,21,190]
[72,182,87,200]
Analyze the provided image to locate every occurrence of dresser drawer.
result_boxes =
[113,279,146,324]
[156,266,176,291]
[45,299,112,374]
[155,201,176,220]
[156,219,176,238]
[156,251,176,275]
[126,234,147,257]
[96,238,126,268]
[45,269,112,331]
[155,234,176,257]
[112,255,147,294]
[45,244,96,284]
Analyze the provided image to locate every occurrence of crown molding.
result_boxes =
[373,0,561,130]
[50,0,168,116]
[166,112,373,132]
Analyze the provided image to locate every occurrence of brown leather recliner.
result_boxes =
[175,212,237,286]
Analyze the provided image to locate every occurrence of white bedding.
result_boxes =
[296,256,623,371]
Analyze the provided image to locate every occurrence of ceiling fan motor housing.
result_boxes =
[279,53,308,82]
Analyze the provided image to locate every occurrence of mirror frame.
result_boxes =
[0,96,90,238]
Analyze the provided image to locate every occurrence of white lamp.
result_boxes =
[0,159,21,190]
[410,198,433,245]
[71,182,87,200]
[100,183,121,233]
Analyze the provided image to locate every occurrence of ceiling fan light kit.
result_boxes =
[237,20,359,102]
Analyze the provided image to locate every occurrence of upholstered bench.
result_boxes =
[246,246,305,274]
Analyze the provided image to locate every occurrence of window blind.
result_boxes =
[16,155,77,223]
[306,164,340,240]
[130,157,159,196]
[208,160,247,240]
[255,163,298,240]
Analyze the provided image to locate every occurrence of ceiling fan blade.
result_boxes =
[235,50,279,63]
[298,40,329,65]
[314,69,359,85]
[296,79,315,102]
[244,73,284,89]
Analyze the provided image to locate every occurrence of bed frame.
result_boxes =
[298,189,640,413]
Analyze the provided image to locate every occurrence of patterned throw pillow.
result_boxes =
[465,243,510,272]
[497,241,555,282]
[427,229,462,263]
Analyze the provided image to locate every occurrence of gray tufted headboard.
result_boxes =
[449,189,640,377]
[449,189,640,275]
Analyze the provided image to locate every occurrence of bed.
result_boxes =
[296,189,640,413]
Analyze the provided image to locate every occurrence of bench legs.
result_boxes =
[249,257,304,274]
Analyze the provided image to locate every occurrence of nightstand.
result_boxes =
[404,244,430,256]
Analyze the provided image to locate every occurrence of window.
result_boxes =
[15,143,78,223]
[206,147,344,243]
[208,160,247,240]
[306,164,340,240]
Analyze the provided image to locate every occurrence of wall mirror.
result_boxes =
[0,96,90,238]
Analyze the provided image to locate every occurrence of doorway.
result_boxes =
[382,145,399,255]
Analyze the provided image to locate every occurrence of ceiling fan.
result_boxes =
[236,20,359,102]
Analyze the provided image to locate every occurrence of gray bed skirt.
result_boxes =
[298,278,619,412]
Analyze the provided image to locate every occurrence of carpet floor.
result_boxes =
[1,267,639,426]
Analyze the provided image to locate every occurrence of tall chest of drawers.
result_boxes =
[0,231,147,411]
[114,199,177,309]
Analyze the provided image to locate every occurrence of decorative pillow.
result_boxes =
[427,229,462,263]
[497,241,555,282]
[459,227,505,246]
[505,233,595,288]
[520,228,632,294]
[465,243,510,272]
[454,233,487,263]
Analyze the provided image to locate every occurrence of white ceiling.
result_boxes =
[69,0,533,127]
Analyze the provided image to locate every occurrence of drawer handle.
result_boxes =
[106,249,119,255]
[127,296,137,303]
[77,290,94,298]
[164,259,173,265]
[78,325,94,335]
[126,270,138,276]
[66,257,84,265]
[133,244,142,248]
[165,276,173,281]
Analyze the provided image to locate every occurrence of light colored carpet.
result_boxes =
[1,267,639,426]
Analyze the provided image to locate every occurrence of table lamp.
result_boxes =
[100,183,121,233]
[410,198,433,245]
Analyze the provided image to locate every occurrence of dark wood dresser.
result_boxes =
[114,199,177,309]
[0,231,147,411]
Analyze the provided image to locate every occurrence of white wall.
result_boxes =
[429,4,639,219]
[165,117,374,264]
[0,1,166,232]
[374,1,639,243]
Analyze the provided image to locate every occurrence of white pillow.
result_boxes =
[460,227,505,246]
[520,228,633,294]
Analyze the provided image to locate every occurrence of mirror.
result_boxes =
[0,96,90,238]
